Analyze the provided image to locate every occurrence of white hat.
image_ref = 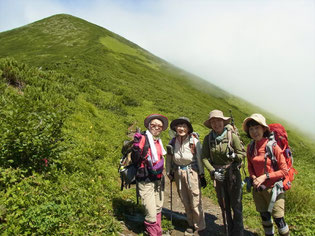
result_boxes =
[242,113,269,133]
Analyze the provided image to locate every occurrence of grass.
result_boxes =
[0,14,314,235]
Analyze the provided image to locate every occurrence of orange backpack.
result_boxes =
[268,123,297,190]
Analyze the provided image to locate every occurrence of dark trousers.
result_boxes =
[215,169,244,236]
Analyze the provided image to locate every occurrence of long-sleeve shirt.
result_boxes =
[166,135,204,175]
[247,138,288,188]
[202,130,245,172]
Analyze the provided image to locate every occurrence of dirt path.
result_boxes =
[119,176,258,236]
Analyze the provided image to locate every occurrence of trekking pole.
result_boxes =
[170,178,173,224]
[219,181,229,236]
[166,144,174,224]
[229,109,234,127]
[136,181,140,205]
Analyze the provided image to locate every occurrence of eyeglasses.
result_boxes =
[150,124,163,130]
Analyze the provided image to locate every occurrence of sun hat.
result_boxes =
[242,113,270,133]
[203,110,231,129]
[144,114,168,131]
[170,117,193,134]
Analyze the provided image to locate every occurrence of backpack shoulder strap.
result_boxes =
[227,128,234,152]
[265,132,278,172]
[249,140,254,155]
[141,132,150,159]
[170,137,176,148]
[208,131,215,162]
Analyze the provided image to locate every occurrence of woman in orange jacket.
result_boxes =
[243,113,290,236]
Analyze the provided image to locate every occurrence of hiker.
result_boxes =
[166,117,206,234]
[242,114,290,236]
[201,109,245,236]
[132,114,168,236]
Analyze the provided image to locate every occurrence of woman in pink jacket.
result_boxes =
[132,114,168,236]
[243,113,290,236]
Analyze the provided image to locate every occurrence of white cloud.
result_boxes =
[0,0,314,136]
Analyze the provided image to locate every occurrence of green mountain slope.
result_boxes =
[0,14,314,235]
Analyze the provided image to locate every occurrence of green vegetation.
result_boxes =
[0,14,314,235]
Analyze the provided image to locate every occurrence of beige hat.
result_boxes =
[242,113,270,133]
[204,110,231,129]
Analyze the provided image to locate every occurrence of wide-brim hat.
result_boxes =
[170,117,193,134]
[242,113,270,133]
[203,109,231,129]
[144,114,168,131]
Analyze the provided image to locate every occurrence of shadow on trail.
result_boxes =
[163,207,257,235]
[112,197,145,234]
[162,207,225,235]
[112,197,258,236]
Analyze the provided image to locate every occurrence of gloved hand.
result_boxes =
[199,175,207,188]
[133,133,142,147]
[214,170,225,182]
[227,150,236,160]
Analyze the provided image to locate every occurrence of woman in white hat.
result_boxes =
[166,117,206,234]
[202,109,245,236]
[133,114,168,236]
[243,114,289,236]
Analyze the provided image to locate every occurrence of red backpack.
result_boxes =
[267,123,298,190]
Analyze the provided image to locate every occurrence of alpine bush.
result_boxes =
[0,14,314,235]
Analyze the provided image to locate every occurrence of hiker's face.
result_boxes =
[249,125,266,141]
[210,118,224,135]
[149,119,163,137]
[175,123,188,137]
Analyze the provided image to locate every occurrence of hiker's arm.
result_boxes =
[201,135,215,173]
[232,133,245,163]
[195,139,205,175]
[268,145,288,181]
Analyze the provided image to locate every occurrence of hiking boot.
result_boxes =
[196,228,207,236]
[185,227,194,235]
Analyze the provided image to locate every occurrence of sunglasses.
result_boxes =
[150,123,163,130]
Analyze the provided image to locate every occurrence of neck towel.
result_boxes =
[146,130,166,163]
[211,127,228,142]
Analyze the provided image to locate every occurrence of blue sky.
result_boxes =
[0,0,314,137]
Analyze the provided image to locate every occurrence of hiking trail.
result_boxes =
[119,172,258,236]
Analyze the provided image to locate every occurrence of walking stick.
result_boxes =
[219,181,229,236]
[170,179,173,223]
[166,144,174,224]
[136,181,140,205]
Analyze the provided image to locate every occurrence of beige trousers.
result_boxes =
[175,168,206,231]
[138,179,165,223]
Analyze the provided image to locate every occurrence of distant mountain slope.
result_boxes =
[0,14,314,235]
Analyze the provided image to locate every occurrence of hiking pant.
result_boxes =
[174,167,206,231]
[138,178,164,223]
[215,168,244,236]
[253,189,289,235]
[253,188,285,218]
